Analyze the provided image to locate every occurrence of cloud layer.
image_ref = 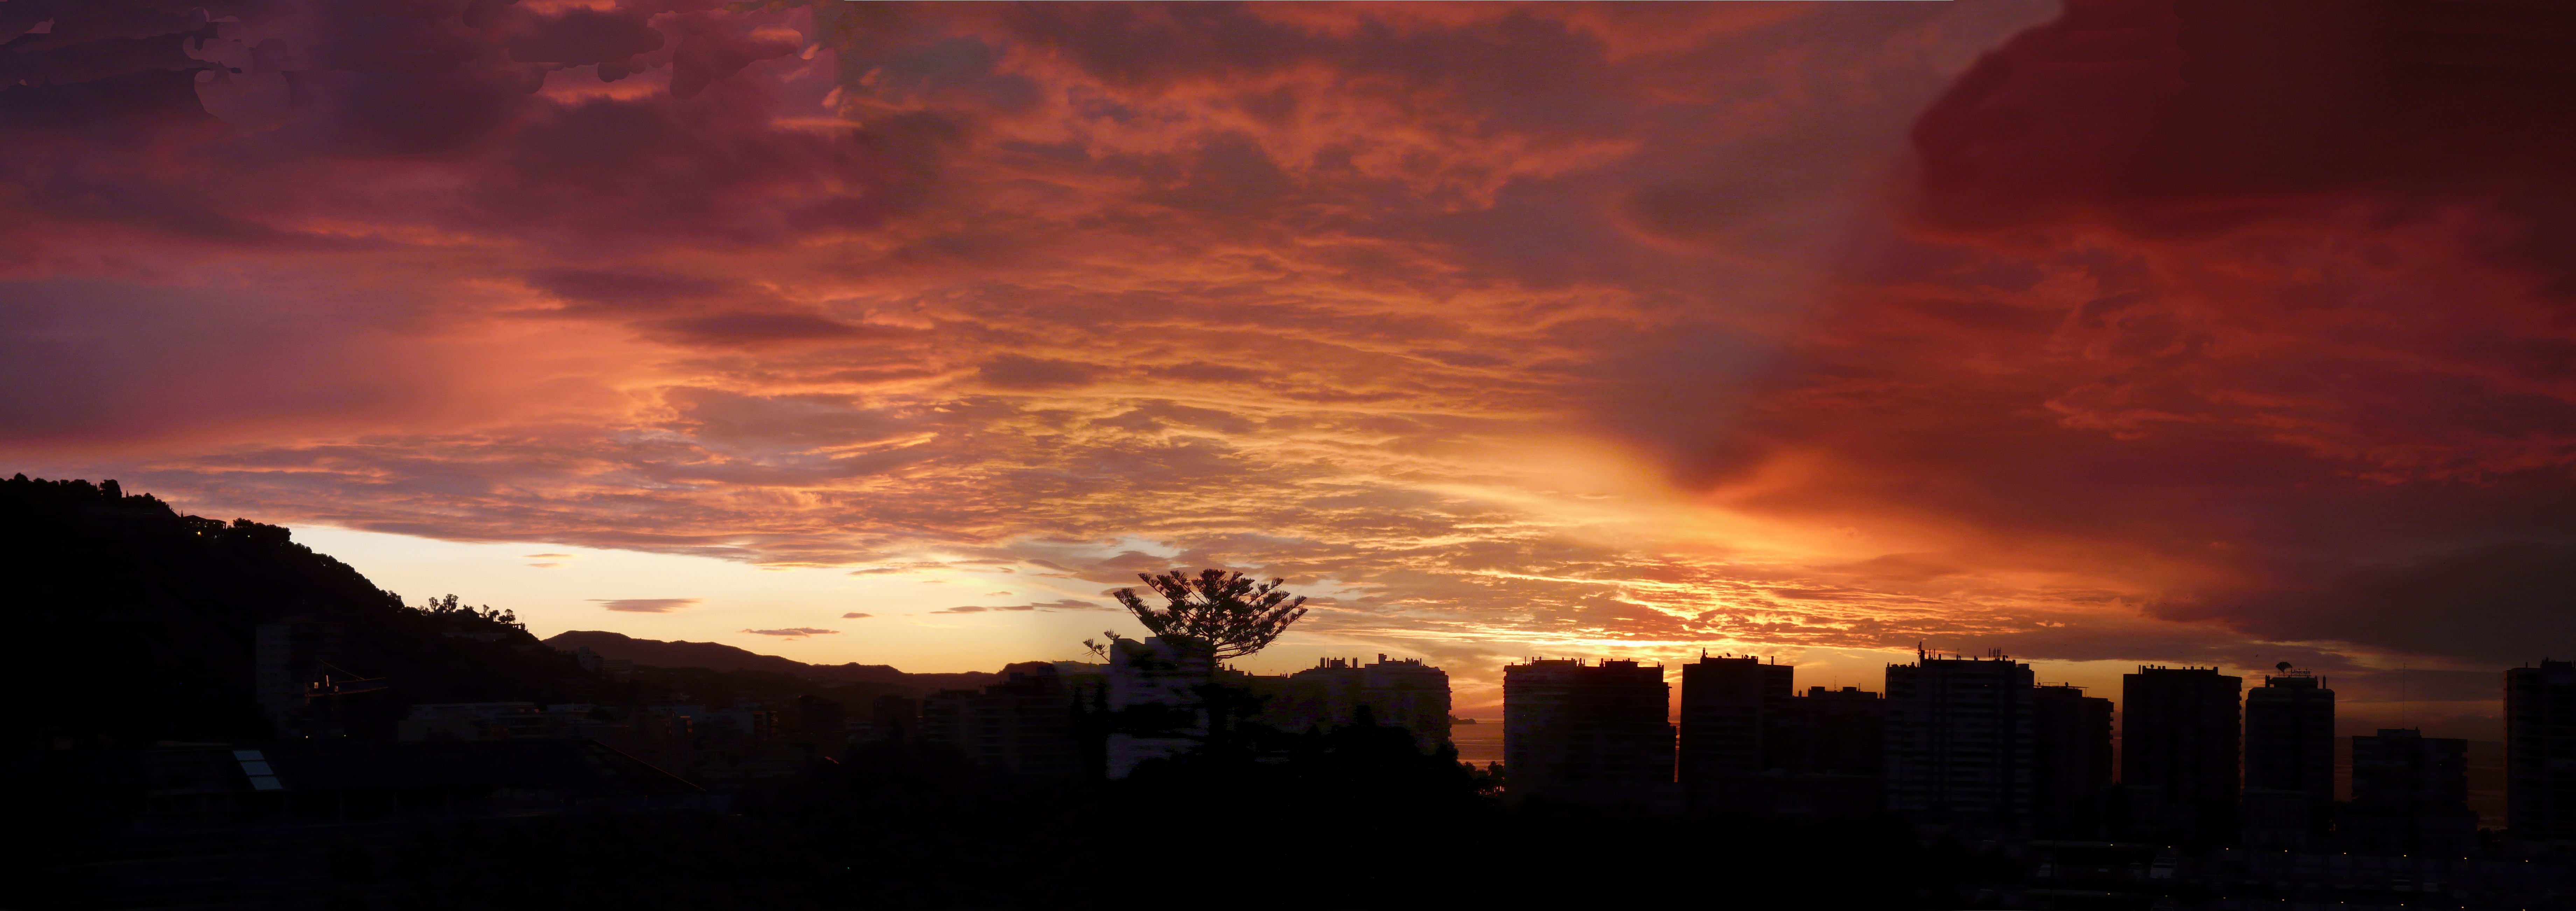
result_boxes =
[4,1,2567,722]
[742,627,837,638]
[593,598,704,614]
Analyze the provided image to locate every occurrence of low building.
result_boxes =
[398,702,625,742]
[920,664,1083,779]
[1104,636,1212,778]
[254,621,343,739]
[566,645,634,677]
[26,739,715,908]
[861,694,922,743]
[1264,654,1453,751]
[793,695,847,740]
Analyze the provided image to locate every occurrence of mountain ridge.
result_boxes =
[543,630,1002,693]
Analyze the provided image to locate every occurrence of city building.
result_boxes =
[1503,658,1673,807]
[2345,728,2477,856]
[254,621,341,738]
[921,664,1083,779]
[2506,659,2576,840]
[400,702,541,741]
[2242,664,2335,845]
[861,694,922,743]
[2120,665,2242,842]
[568,645,634,677]
[1769,686,1886,775]
[397,702,626,742]
[1104,636,1212,778]
[2030,683,2113,838]
[1763,685,1887,819]
[1676,652,1790,810]
[793,694,847,741]
[1265,654,1453,751]
[1884,650,2035,834]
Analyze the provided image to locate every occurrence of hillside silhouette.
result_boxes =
[2,475,581,749]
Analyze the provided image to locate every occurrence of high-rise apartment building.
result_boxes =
[2345,728,2477,855]
[2506,659,2576,840]
[1885,652,2035,833]
[2030,684,2113,838]
[1770,686,1886,776]
[1677,652,1791,810]
[1504,658,1673,807]
[2120,665,2242,841]
[1762,685,1888,819]
[2242,665,2334,844]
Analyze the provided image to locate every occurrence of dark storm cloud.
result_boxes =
[1682,0,2576,681]
[1914,0,2576,238]
[2156,543,2576,665]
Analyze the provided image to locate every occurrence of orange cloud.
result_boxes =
[8,1,2564,727]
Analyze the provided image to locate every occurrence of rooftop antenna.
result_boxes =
[1917,640,1925,662]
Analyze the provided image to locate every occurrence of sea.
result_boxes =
[1451,719,1502,766]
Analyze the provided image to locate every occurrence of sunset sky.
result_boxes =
[6,1,2571,732]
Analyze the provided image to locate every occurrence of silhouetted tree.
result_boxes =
[418,593,521,629]
[1095,569,1308,663]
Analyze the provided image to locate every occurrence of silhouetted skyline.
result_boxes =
[9,0,2576,904]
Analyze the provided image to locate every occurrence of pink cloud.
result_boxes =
[742,627,837,638]
[10,1,2565,732]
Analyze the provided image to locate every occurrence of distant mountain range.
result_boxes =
[542,630,1001,694]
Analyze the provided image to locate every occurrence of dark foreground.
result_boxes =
[16,733,1971,911]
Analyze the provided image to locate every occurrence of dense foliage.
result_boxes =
[1105,568,1309,662]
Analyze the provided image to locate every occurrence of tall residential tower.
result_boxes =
[1677,652,1791,810]
[2242,664,2334,844]
[2120,665,2242,842]
[1505,658,1673,807]
[1884,651,2035,834]
[2506,659,2576,839]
